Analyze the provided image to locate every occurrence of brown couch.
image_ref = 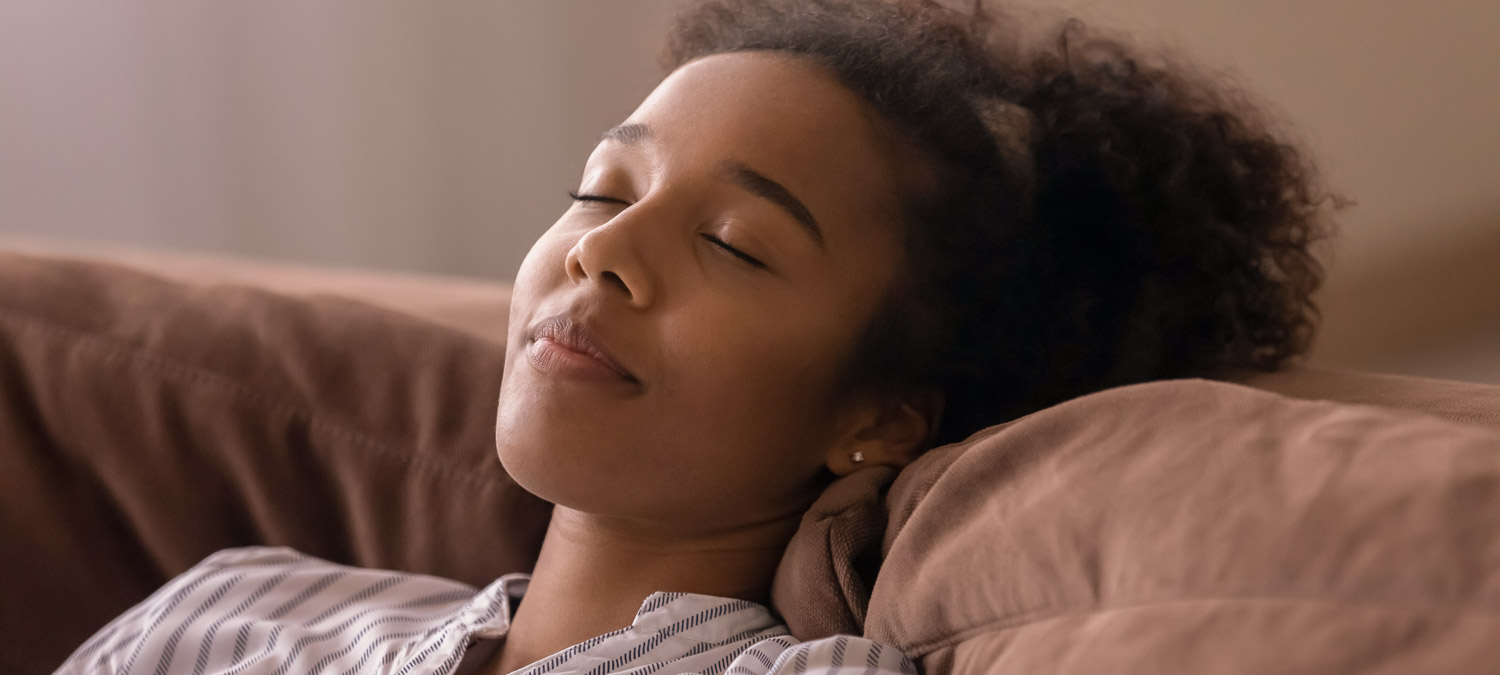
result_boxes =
[3,243,1498,674]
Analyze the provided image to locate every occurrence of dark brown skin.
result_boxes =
[487,52,938,673]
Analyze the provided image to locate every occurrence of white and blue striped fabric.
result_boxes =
[55,547,917,675]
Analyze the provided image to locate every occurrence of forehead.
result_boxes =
[620,51,911,248]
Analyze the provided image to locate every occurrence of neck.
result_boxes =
[488,506,799,674]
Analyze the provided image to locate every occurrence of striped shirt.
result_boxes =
[56,547,917,675]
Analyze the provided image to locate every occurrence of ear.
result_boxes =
[826,390,944,476]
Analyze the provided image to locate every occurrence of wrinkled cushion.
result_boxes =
[771,465,899,637]
[0,252,552,673]
[864,379,1500,674]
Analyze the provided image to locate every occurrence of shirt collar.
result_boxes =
[465,574,781,643]
[465,573,529,638]
[628,591,779,641]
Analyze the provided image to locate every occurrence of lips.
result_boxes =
[527,315,639,383]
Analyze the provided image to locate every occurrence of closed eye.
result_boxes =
[569,190,767,270]
[568,190,628,206]
[700,234,767,269]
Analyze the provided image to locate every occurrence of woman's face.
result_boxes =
[495,51,914,534]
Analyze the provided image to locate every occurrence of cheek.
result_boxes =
[647,306,853,472]
[504,228,573,351]
[512,225,572,296]
[495,227,579,490]
[495,309,852,528]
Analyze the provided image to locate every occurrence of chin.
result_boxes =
[493,425,620,513]
[493,415,559,503]
[495,440,692,528]
[493,441,541,498]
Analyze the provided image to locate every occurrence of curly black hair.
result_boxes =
[664,0,1336,445]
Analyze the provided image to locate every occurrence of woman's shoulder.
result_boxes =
[189,544,329,570]
[56,546,501,674]
[156,545,485,602]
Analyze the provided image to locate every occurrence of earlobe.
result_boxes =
[826,392,943,476]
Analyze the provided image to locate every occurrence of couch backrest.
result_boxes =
[0,251,549,672]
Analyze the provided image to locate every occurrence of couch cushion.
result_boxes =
[0,252,552,673]
[865,378,1500,674]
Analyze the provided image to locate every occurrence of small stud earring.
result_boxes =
[850,451,865,464]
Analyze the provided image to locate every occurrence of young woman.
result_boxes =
[57,0,1329,673]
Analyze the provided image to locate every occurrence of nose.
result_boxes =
[564,217,657,308]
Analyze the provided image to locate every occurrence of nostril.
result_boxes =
[601,271,632,298]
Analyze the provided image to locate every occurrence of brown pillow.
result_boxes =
[769,369,1500,644]
[0,252,552,673]
[863,379,1500,674]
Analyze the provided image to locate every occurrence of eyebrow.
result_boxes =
[600,123,825,248]
[601,123,651,145]
[716,160,825,248]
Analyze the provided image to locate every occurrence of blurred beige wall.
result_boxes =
[3,0,1497,384]
[1,1,681,279]
[1024,0,1500,385]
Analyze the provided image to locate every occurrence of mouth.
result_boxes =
[527,315,640,384]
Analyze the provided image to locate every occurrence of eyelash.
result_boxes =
[700,233,767,269]
[568,190,625,205]
[567,190,768,270]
